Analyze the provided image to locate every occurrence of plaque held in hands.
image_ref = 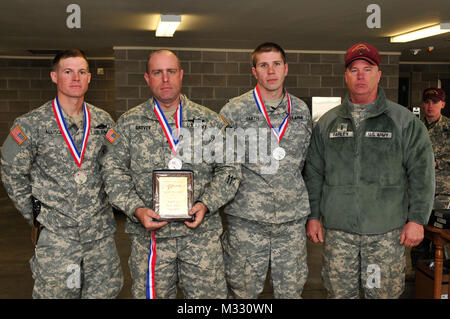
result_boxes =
[153,170,194,221]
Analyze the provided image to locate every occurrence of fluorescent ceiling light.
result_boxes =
[156,15,181,37]
[390,23,450,43]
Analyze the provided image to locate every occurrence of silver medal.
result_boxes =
[168,158,183,170]
[272,147,286,161]
[74,170,87,184]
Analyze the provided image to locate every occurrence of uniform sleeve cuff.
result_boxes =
[128,203,145,223]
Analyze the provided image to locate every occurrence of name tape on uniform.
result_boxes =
[330,131,354,138]
[365,131,392,138]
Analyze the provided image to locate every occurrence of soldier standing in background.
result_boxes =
[219,42,312,298]
[411,88,450,267]
[100,49,241,299]
[1,49,123,298]
[421,88,449,209]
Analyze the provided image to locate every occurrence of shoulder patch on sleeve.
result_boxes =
[220,114,230,127]
[10,126,27,145]
[105,128,118,143]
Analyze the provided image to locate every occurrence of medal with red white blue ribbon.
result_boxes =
[153,98,182,154]
[253,86,291,160]
[146,231,157,299]
[52,97,91,167]
[146,98,182,299]
[153,98,183,170]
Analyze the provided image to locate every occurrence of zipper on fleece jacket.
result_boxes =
[352,117,362,231]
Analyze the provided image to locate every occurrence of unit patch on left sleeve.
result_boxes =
[10,126,27,145]
[220,114,230,127]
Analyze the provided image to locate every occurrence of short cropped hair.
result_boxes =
[146,49,181,74]
[251,42,287,67]
[52,49,89,71]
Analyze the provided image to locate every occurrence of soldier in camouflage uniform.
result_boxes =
[421,88,450,209]
[219,43,312,298]
[0,50,123,298]
[304,43,435,298]
[100,50,241,299]
[411,88,450,267]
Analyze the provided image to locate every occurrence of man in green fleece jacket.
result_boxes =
[304,42,435,299]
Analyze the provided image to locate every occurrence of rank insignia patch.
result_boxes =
[337,123,348,132]
[106,128,118,143]
[10,126,27,145]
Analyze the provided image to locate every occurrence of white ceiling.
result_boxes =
[0,0,449,62]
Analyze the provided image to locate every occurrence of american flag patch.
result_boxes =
[105,128,118,143]
[10,126,27,145]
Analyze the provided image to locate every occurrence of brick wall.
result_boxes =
[399,63,450,107]
[114,47,400,116]
[0,57,115,200]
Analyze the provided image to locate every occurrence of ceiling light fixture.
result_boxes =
[155,15,181,37]
[390,23,450,43]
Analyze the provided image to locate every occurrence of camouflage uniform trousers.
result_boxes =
[433,195,450,210]
[322,228,405,299]
[129,229,227,299]
[30,228,123,299]
[221,215,308,299]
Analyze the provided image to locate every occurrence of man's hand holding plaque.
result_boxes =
[185,201,208,229]
[134,207,168,231]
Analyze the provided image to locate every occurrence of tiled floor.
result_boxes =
[0,199,417,299]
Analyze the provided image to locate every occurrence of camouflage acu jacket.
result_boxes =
[100,96,241,238]
[1,100,116,242]
[219,89,312,224]
[425,115,450,196]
